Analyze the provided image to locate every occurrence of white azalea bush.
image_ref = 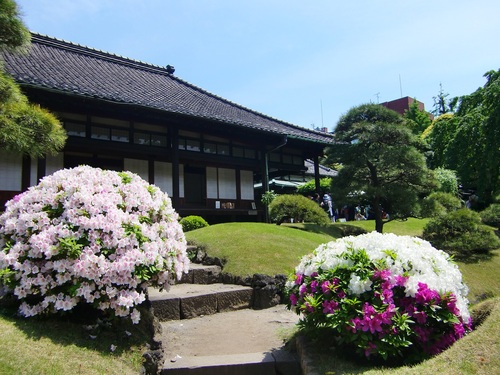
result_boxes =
[0,166,189,324]
[286,232,472,362]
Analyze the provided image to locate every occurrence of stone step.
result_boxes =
[161,350,300,375]
[149,283,253,321]
[177,263,222,285]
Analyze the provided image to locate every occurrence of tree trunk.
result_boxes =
[373,197,384,233]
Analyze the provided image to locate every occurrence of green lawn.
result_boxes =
[0,307,149,375]
[185,219,429,276]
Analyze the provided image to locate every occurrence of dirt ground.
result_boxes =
[161,305,300,361]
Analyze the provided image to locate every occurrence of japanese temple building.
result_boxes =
[1,33,333,223]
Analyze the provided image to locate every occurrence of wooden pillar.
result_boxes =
[21,155,31,191]
[37,157,46,183]
[171,128,180,207]
[313,154,321,193]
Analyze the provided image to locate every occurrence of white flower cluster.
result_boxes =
[288,232,470,321]
[0,166,189,323]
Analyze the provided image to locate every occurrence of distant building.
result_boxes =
[380,96,425,115]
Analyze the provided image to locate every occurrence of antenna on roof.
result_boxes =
[320,100,324,128]
[399,74,403,97]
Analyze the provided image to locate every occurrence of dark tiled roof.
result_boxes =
[305,159,337,177]
[2,33,333,145]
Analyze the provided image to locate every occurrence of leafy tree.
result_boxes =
[431,83,458,116]
[296,177,332,196]
[324,103,436,233]
[452,70,500,203]
[0,0,31,53]
[404,99,432,135]
[422,114,458,169]
[0,0,66,157]
[427,70,500,203]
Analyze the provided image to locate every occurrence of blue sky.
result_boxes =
[16,0,500,131]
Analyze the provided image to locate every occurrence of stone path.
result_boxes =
[149,261,305,374]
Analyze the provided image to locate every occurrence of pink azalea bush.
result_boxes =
[0,166,189,324]
[286,232,472,362]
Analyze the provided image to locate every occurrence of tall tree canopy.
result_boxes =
[404,99,432,135]
[0,0,31,53]
[424,69,500,203]
[0,0,66,157]
[325,103,436,233]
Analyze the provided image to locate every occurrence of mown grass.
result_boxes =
[0,306,150,375]
[186,222,334,276]
[186,219,428,277]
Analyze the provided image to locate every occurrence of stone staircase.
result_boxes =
[148,260,303,375]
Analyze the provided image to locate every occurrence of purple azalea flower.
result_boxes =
[321,280,331,294]
[310,280,319,293]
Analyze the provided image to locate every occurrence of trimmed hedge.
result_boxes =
[480,203,500,229]
[269,194,331,225]
[422,208,500,258]
[180,215,209,232]
[420,192,462,218]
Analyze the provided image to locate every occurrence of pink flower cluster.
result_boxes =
[0,166,189,323]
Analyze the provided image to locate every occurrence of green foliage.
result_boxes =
[404,99,432,135]
[434,167,459,195]
[269,194,330,225]
[420,192,462,218]
[422,209,500,258]
[260,190,278,205]
[0,1,66,157]
[423,114,458,169]
[0,0,31,53]
[431,83,458,116]
[296,178,332,196]
[426,70,500,203]
[0,71,67,157]
[179,215,209,232]
[480,204,500,229]
[325,103,436,233]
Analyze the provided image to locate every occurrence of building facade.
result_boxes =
[1,34,332,223]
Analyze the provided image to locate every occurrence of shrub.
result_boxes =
[180,215,209,232]
[434,168,459,196]
[0,166,189,323]
[420,191,462,218]
[286,232,471,363]
[269,194,330,225]
[296,177,332,196]
[480,203,500,229]
[422,209,500,257]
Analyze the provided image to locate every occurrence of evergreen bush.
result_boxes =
[269,194,330,225]
[180,215,209,232]
[480,203,500,229]
[420,192,462,218]
[422,209,500,258]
